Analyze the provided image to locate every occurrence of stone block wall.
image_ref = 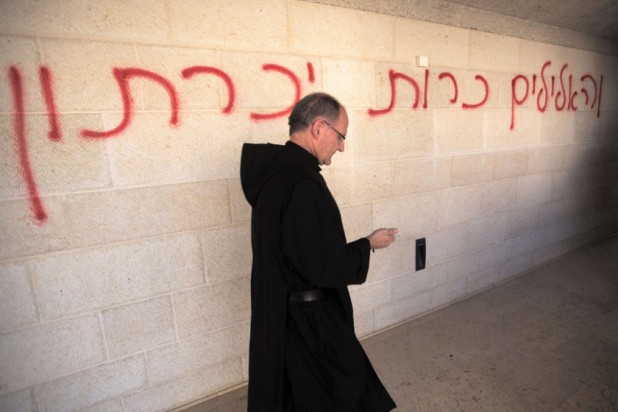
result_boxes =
[0,0,617,410]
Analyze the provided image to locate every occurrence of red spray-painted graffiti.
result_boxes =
[4,60,605,223]
[9,66,48,222]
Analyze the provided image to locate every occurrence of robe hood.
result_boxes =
[240,141,320,207]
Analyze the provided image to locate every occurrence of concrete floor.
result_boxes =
[182,235,618,411]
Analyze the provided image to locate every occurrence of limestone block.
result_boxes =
[445,252,479,284]
[375,289,432,330]
[327,162,394,206]
[430,278,467,309]
[494,149,528,180]
[250,116,290,145]
[562,142,604,170]
[367,236,416,283]
[540,111,575,144]
[349,280,392,314]
[437,185,483,228]
[352,110,433,162]
[510,230,545,258]
[394,157,451,196]
[485,110,540,149]
[102,297,175,359]
[31,233,204,320]
[219,52,321,111]
[289,2,393,60]
[39,39,137,112]
[0,113,112,199]
[106,111,252,186]
[573,110,604,142]
[469,31,520,73]
[479,241,513,270]
[426,225,466,263]
[0,0,169,44]
[174,278,250,338]
[353,310,375,338]
[66,180,231,248]
[323,59,375,109]
[339,202,373,242]
[528,146,563,174]
[540,198,579,228]
[0,37,44,113]
[392,263,445,300]
[518,40,571,75]
[147,323,249,385]
[466,265,499,294]
[0,314,105,394]
[481,178,517,215]
[504,207,541,239]
[0,197,70,260]
[516,173,554,208]
[0,261,38,332]
[394,19,469,69]
[229,178,251,223]
[373,192,437,236]
[202,224,251,283]
[123,358,243,412]
[135,45,220,111]
[435,110,484,154]
[169,0,287,52]
[551,169,585,202]
[36,356,145,412]
[452,153,495,186]
[464,214,506,252]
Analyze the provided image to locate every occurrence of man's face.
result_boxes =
[316,108,348,166]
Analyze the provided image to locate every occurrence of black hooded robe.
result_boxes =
[241,141,396,412]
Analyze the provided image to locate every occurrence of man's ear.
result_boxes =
[311,119,322,140]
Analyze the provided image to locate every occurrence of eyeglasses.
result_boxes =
[322,119,346,141]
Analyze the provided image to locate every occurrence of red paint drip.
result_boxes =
[250,64,301,121]
[510,75,529,130]
[39,66,61,141]
[182,66,235,114]
[9,66,47,222]
[423,69,429,109]
[307,62,315,83]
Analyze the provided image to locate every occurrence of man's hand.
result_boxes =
[366,228,399,250]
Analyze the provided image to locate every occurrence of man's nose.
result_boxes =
[338,139,345,152]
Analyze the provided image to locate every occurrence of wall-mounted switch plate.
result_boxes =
[416,238,426,271]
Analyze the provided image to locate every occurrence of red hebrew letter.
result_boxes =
[81,68,179,138]
[555,64,568,111]
[9,66,47,222]
[368,70,421,116]
[462,75,489,109]
[510,74,529,130]
[182,66,235,114]
[250,64,301,121]
[580,74,597,108]
[438,72,458,104]
[537,61,551,113]
[39,66,61,141]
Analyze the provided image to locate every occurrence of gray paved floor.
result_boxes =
[181,235,618,411]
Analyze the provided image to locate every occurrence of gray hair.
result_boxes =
[288,93,342,135]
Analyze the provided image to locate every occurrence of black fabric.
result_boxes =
[241,141,396,412]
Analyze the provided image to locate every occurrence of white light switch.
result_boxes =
[416,56,429,67]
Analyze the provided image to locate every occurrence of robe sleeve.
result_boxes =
[282,178,370,287]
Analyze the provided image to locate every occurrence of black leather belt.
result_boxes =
[288,288,335,302]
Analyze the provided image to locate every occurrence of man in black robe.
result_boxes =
[241,93,398,412]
